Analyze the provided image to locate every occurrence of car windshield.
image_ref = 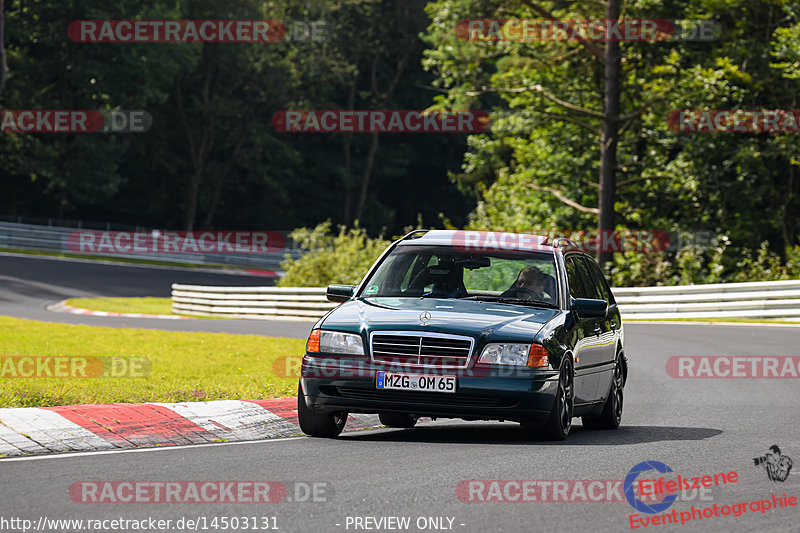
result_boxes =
[359,244,559,306]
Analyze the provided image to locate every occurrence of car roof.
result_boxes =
[396,229,568,254]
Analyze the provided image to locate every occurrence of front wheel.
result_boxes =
[582,355,623,430]
[532,358,574,441]
[297,383,347,438]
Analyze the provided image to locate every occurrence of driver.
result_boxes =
[505,266,548,300]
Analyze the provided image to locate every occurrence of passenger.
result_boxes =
[505,266,549,300]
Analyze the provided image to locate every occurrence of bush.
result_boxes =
[279,222,800,289]
[609,238,800,287]
[277,221,390,287]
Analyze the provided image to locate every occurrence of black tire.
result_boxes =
[379,412,418,428]
[534,358,574,441]
[582,355,624,430]
[297,383,347,438]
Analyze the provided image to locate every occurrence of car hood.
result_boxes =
[319,297,558,343]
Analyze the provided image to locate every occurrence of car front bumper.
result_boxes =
[300,355,559,424]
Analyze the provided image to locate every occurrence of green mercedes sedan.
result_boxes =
[297,229,626,441]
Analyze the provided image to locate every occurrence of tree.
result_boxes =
[598,0,621,267]
[0,0,186,219]
[424,0,654,267]
[424,0,800,279]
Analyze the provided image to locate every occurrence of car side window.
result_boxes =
[574,257,602,300]
[585,258,615,305]
[565,257,590,299]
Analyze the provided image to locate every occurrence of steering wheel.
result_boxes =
[500,287,539,299]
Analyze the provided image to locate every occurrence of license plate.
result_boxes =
[376,372,456,393]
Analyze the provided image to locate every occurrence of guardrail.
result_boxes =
[0,221,302,271]
[612,279,800,319]
[171,280,800,321]
[171,284,336,321]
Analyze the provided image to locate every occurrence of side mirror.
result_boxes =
[326,284,356,303]
[573,298,608,319]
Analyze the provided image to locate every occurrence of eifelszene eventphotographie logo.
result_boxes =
[753,445,793,482]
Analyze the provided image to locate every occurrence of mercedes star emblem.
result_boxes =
[419,311,432,326]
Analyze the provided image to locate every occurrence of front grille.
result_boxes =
[370,332,474,368]
[325,386,516,408]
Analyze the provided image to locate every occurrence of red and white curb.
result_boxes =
[46,300,189,320]
[244,269,279,277]
[0,398,380,457]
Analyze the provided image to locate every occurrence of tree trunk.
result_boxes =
[349,6,414,225]
[176,67,215,231]
[183,175,201,231]
[342,78,356,222]
[355,132,380,220]
[779,165,796,249]
[203,125,246,229]
[57,187,66,221]
[597,0,622,268]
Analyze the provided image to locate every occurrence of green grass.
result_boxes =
[66,297,175,316]
[0,316,305,407]
[64,297,236,320]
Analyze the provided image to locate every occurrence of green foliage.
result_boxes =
[423,0,800,286]
[0,0,472,233]
[609,240,800,287]
[728,242,800,282]
[2,0,799,288]
[277,221,390,287]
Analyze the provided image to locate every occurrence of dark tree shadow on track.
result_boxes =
[340,422,722,446]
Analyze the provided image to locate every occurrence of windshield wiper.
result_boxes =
[462,295,557,309]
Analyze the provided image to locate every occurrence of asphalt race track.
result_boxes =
[0,253,314,338]
[1,253,799,532]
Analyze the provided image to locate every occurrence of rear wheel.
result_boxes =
[297,383,347,438]
[582,355,623,430]
[379,412,418,428]
[532,358,574,441]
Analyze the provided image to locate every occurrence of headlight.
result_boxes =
[317,330,364,355]
[478,343,549,367]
